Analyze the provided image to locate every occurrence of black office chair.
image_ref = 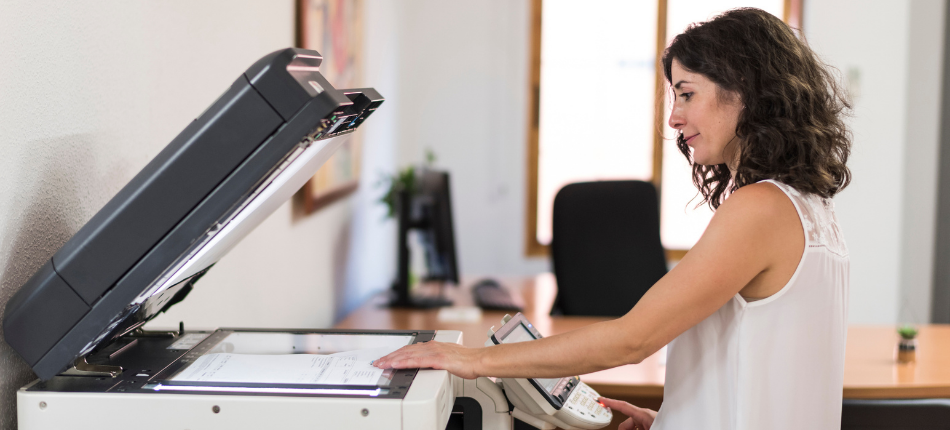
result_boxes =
[549,180,667,316]
[842,399,950,429]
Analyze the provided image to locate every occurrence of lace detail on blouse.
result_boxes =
[761,180,848,257]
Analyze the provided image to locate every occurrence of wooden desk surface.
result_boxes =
[336,273,950,400]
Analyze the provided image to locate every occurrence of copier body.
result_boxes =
[1,47,482,430]
[17,330,465,430]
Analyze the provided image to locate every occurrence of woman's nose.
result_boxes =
[668,106,685,130]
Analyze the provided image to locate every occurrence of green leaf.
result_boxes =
[897,325,918,340]
[376,166,418,219]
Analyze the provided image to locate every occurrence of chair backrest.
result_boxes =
[842,399,950,430]
[550,180,666,316]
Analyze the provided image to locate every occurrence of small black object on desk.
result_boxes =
[387,170,460,309]
[472,279,523,311]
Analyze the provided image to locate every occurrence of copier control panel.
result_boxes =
[486,313,612,430]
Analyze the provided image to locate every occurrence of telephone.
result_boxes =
[485,313,613,430]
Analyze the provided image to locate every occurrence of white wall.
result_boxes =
[388,0,549,277]
[339,0,401,317]
[805,0,945,324]
[900,0,945,323]
[0,1,400,428]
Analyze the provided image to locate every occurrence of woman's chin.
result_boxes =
[692,154,724,167]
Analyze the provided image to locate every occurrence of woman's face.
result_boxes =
[667,59,743,167]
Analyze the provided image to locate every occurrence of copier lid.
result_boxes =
[3,48,384,380]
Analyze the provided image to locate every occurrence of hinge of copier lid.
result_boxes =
[129,327,178,338]
[60,355,123,378]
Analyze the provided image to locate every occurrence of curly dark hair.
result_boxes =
[662,7,852,209]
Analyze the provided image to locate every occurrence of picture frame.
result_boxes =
[294,0,364,215]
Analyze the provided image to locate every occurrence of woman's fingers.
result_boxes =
[376,342,429,365]
[599,397,655,430]
[375,343,434,368]
[598,397,638,416]
[618,418,633,430]
[618,417,649,430]
[397,347,446,369]
[373,341,479,379]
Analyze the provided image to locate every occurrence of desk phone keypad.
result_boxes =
[560,381,612,426]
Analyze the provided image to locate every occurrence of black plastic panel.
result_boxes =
[3,261,90,366]
[3,47,385,381]
[52,76,282,305]
[28,91,355,380]
[246,49,325,121]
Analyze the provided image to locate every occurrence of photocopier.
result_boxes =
[3,47,613,430]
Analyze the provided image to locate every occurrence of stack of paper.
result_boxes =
[171,346,402,386]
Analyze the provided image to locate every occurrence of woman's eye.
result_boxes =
[680,92,692,100]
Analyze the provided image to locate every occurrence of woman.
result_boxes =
[374,8,851,429]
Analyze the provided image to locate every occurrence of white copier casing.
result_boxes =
[17,331,464,430]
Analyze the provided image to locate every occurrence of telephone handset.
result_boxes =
[486,313,612,430]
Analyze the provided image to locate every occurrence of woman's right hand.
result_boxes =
[598,397,657,430]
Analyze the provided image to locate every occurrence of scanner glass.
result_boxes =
[205,332,414,355]
[162,331,414,392]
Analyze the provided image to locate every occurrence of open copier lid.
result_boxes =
[3,47,384,381]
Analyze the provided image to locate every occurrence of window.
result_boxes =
[534,0,659,246]
[526,0,801,258]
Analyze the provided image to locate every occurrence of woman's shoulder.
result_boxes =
[721,181,796,215]
[710,181,802,239]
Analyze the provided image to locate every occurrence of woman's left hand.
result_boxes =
[373,341,481,379]
[599,397,657,430]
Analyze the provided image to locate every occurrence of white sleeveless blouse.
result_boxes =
[651,180,849,430]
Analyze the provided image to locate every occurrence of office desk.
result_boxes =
[336,273,950,404]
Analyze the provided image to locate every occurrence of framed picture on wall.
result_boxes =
[295,0,364,215]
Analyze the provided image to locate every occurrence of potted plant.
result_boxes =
[377,150,438,300]
[378,165,417,219]
[378,149,436,218]
[897,325,918,364]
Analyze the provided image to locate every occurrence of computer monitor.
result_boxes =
[388,168,459,308]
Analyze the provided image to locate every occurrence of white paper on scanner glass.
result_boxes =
[171,346,402,386]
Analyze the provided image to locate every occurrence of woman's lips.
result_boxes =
[684,134,699,145]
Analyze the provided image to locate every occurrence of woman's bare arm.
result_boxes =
[373,183,803,379]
